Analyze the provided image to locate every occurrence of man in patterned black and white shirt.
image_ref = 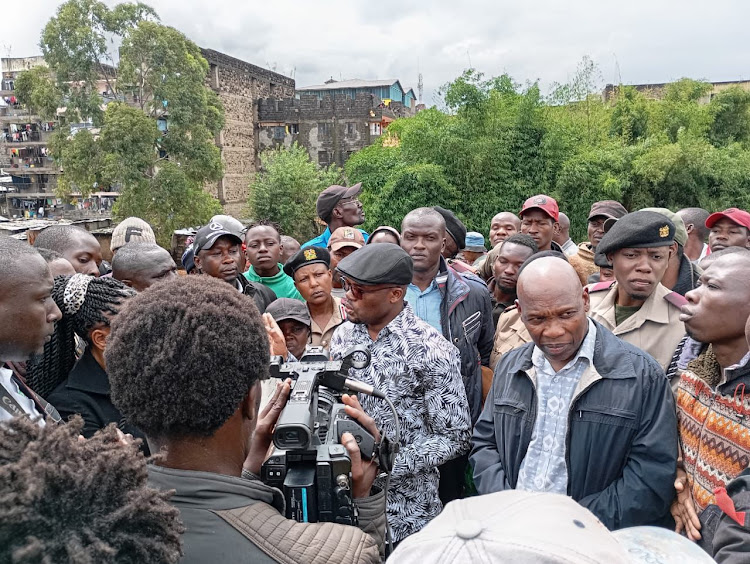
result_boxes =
[330,243,471,543]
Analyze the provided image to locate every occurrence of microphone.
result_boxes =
[318,372,386,399]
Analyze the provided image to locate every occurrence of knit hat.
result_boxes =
[391,490,713,564]
[111,217,156,251]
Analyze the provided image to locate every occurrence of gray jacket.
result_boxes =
[471,320,678,530]
[147,465,385,563]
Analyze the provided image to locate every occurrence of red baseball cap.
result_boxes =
[520,194,559,222]
[705,208,750,230]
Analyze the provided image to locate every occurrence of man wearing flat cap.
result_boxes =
[569,200,628,285]
[588,210,686,387]
[284,246,346,351]
[302,184,369,249]
[330,243,471,544]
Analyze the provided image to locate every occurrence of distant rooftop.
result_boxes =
[297,78,401,91]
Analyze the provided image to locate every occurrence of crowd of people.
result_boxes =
[1,181,750,563]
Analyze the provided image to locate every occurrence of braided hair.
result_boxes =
[26,276,135,399]
[0,416,184,563]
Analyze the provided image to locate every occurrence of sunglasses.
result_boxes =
[340,276,399,300]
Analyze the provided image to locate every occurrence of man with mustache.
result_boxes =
[588,211,686,386]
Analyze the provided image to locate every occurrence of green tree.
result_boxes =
[15,0,225,245]
[708,86,750,147]
[249,144,343,243]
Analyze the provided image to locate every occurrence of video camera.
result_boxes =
[261,345,380,526]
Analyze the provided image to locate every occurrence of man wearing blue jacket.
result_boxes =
[471,255,677,530]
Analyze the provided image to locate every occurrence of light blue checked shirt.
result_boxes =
[517,319,597,494]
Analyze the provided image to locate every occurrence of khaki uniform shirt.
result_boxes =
[489,305,532,369]
[310,296,346,350]
[588,282,685,374]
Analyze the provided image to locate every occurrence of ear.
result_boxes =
[121,278,134,288]
[685,223,695,235]
[514,298,522,317]
[390,287,405,303]
[668,242,678,258]
[241,381,261,423]
[441,236,446,253]
[582,287,590,313]
[193,254,202,273]
[553,222,561,235]
[332,206,344,220]
[90,327,109,352]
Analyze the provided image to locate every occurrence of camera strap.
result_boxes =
[376,435,399,474]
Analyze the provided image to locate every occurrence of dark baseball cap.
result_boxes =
[336,243,413,285]
[520,195,559,222]
[316,183,362,224]
[266,298,311,327]
[193,222,243,254]
[588,200,628,221]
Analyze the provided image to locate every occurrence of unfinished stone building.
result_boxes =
[200,49,294,216]
[257,93,412,168]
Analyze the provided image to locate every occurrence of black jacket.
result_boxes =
[470,320,678,530]
[47,348,148,453]
[699,468,750,563]
[237,275,277,313]
[436,258,494,425]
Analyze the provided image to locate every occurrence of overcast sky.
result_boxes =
[4,0,749,103]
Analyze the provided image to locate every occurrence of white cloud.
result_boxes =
[5,0,750,102]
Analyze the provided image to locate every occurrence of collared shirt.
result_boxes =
[517,320,597,494]
[329,303,471,541]
[560,238,579,256]
[405,279,443,336]
[0,367,45,426]
[309,296,346,350]
[301,227,369,249]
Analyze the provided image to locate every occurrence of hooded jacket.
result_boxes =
[435,257,494,425]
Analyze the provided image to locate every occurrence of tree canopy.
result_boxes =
[15,0,224,246]
[346,60,750,242]
[248,143,343,243]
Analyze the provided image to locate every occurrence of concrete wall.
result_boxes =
[200,49,294,213]
[257,93,409,167]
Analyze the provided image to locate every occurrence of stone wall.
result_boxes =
[257,93,405,167]
[199,49,294,213]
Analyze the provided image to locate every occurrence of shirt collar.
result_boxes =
[532,318,597,373]
[724,350,750,383]
[408,278,440,294]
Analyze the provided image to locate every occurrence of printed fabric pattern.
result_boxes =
[329,303,471,541]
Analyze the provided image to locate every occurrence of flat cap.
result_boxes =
[336,243,413,285]
[316,183,362,224]
[266,298,311,327]
[433,206,467,249]
[642,207,688,246]
[283,246,330,277]
[588,200,628,221]
[598,210,675,256]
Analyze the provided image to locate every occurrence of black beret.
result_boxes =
[336,243,413,285]
[283,246,331,277]
[597,210,675,256]
[433,206,466,249]
[316,183,362,224]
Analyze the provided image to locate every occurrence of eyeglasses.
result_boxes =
[340,276,399,300]
[337,197,362,208]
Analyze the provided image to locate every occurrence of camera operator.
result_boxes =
[104,276,386,564]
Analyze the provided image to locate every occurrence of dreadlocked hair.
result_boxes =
[0,416,184,563]
[25,276,135,400]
